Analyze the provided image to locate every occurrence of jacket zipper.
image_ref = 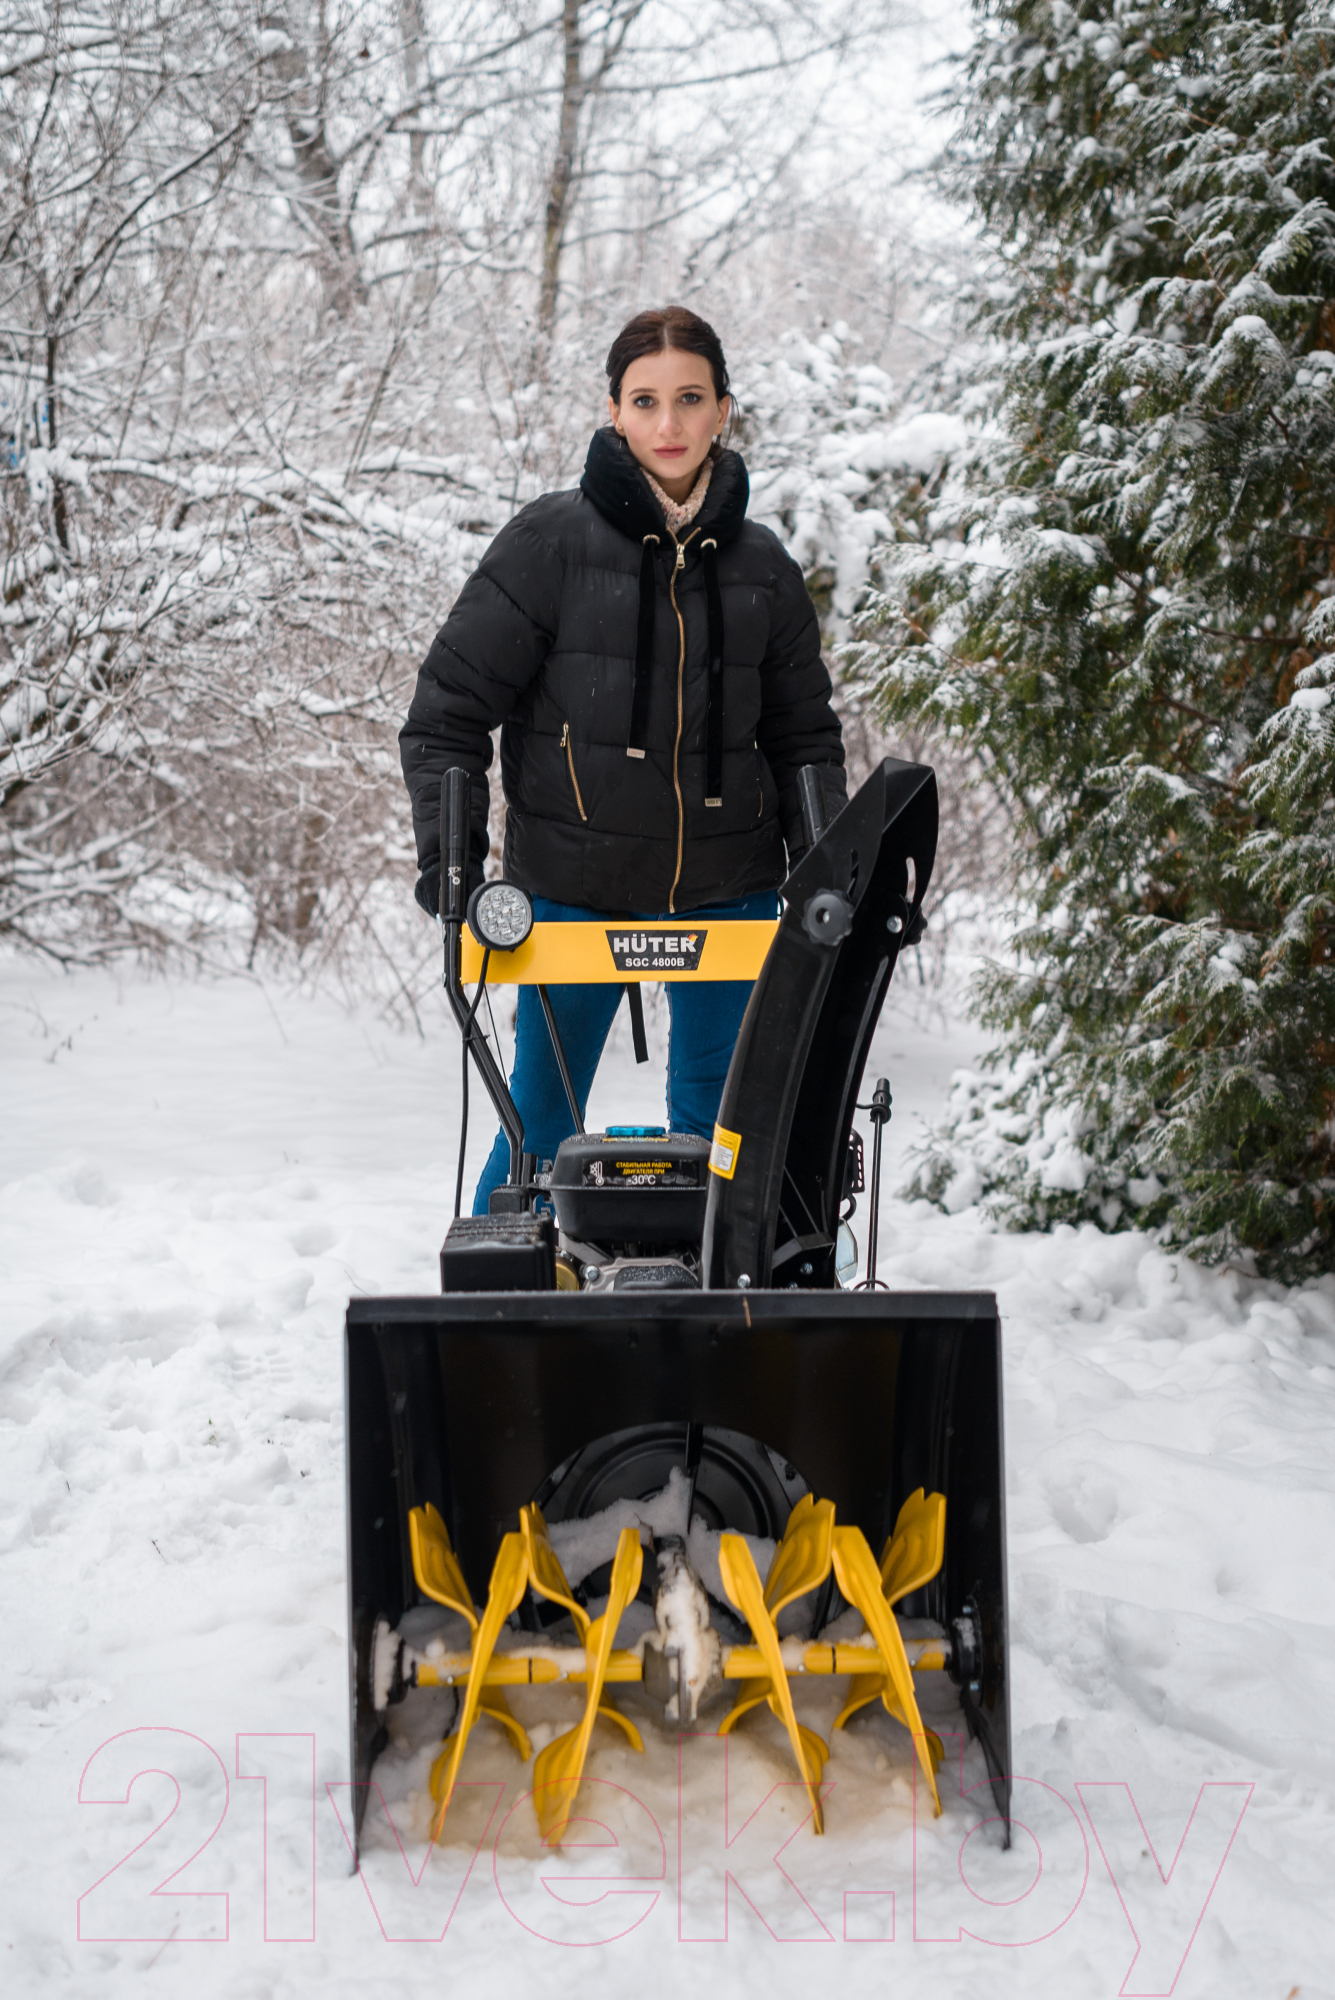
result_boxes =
[560,721,587,820]
[666,527,702,913]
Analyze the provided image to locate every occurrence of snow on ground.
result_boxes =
[2,953,1334,1998]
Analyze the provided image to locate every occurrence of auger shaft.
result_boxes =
[407,1637,950,1690]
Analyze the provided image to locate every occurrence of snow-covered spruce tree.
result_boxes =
[853,1,1335,1276]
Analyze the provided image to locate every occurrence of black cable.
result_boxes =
[482,977,502,1059]
[453,948,490,1218]
[852,1081,892,1290]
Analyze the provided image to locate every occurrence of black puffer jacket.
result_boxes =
[400,427,845,914]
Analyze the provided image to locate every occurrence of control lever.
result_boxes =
[863,1077,891,1289]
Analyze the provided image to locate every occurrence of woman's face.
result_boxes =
[610,347,730,505]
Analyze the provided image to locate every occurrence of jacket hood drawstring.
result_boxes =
[701,538,725,807]
[626,534,659,760]
[625,530,727,808]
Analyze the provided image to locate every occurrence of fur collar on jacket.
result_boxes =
[579,425,750,547]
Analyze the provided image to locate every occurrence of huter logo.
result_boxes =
[606,928,707,973]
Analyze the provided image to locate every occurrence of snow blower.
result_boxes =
[345,756,1010,1855]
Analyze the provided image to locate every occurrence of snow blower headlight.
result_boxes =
[467,880,534,952]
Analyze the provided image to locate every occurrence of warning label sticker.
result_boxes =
[605,927,707,974]
[582,1156,702,1188]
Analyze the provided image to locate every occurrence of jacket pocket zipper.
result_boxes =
[561,721,587,820]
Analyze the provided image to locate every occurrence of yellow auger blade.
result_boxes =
[520,1503,589,1637]
[881,1696,945,1774]
[411,1505,529,1765]
[719,1496,836,1747]
[533,1526,644,1845]
[831,1525,941,1816]
[717,1533,827,1835]
[476,1697,531,1759]
[831,1673,885,1734]
[831,1686,948,1774]
[834,1490,947,1734]
[763,1494,836,1615]
[878,1488,946,1606]
[716,1679,771,1736]
[429,1531,529,1840]
[409,1502,478,1630]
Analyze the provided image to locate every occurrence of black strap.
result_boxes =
[702,538,724,805]
[625,982,649,1064]
[536,984,585,1134]
[627,535,659,758]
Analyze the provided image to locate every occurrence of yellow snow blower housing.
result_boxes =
[345,760,1010,1859]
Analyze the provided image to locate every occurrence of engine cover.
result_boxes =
[549,1128,709,1245]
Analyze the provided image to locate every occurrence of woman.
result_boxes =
[400,305,845,1212]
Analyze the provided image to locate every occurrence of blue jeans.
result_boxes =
[472,890,779,1214]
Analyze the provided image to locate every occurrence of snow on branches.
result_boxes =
[1,0,944,987]
[857,1,1335,1277]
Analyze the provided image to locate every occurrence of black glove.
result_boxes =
[413,857,486,919]
[783,765,847,875]
[414,863,441,918]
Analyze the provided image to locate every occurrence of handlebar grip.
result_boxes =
[440,767,471,921]
[797,765,828,850]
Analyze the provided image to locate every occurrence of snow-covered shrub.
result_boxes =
[1,4,997,992]
[734,324,1014,989]
[740,324,968,638]
[0,4,963,980]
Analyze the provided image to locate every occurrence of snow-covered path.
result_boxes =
[2,957,1333,1998]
